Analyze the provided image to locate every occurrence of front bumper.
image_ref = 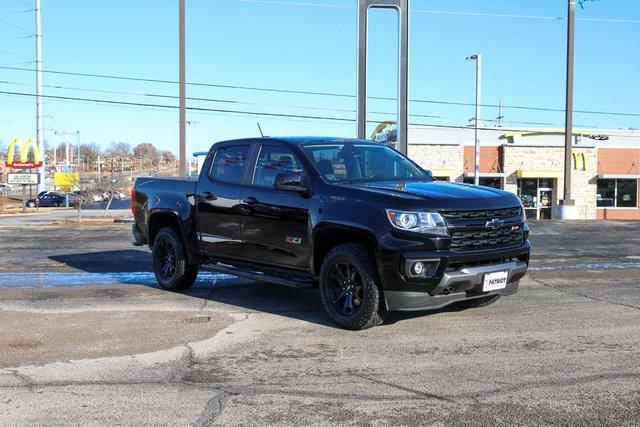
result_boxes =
[384,259,526,311]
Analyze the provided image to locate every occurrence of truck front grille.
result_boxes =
[440,206,522,221]
[450,226,523,252]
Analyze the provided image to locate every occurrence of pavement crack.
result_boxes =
[352,374,452,402]
[194,390,232,426]
[528,273,640,312]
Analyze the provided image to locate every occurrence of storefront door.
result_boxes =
[538,188,553,220]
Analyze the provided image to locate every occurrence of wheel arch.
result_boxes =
[312,223,380,277]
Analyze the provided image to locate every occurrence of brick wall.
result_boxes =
[598,148,640,175]
[597,148,640,219]
[463,146,502,173]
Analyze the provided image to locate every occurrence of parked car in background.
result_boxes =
[27,192,67,208]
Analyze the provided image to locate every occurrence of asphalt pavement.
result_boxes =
[0,220,638,425]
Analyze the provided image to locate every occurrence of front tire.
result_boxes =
[28,202,36,208]
[319,243,385,330]
[152,227,198,291]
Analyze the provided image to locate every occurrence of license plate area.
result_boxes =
[483,271,508,292]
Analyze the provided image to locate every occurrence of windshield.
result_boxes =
[302,143,431,183]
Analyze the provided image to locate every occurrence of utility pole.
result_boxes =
[560,0,576,215]
[178,0,187,176]
[76,131,80,171]
[497,99,504,128]
[35,0,45,193]
[97,155,101,184]
[466,54,482,186]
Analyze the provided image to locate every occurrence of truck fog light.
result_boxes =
[404,258,439,278]
[412,261,425,275]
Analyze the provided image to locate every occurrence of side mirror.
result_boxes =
[274,172,309,195]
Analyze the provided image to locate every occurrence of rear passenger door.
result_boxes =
[240,143,311,270]
[195,143,251,259]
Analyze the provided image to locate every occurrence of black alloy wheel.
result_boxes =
[155,237,177,279]
[152,227,198,291]
[319,243,385,330]
[327,261,364,316]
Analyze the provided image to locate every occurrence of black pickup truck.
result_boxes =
[132,137,530,330]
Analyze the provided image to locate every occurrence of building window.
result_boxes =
[597,179,637,208]
[463,177,503,189]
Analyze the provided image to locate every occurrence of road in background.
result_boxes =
[0,221,638,424]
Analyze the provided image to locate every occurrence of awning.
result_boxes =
[516,169,563,179]
[598,174,640,180]
[429,168,458,179]
[463,172,506,178]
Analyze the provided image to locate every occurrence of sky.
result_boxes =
[0,0,639,156]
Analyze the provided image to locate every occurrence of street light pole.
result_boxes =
[35,0,45,192]
[178,0,187,176]
[561,0,576,211]
[467,54,482,186]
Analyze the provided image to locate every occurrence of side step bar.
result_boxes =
[202,263,314,289]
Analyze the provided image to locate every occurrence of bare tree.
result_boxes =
[134,143,159,165]
[103,172,126,216]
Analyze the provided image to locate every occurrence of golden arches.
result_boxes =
[6,137,41,168]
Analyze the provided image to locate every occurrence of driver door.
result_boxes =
[239,143,311,269]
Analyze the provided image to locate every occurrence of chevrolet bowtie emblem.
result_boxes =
[485,218,505,229]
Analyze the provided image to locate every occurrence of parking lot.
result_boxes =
[0,219,638,425]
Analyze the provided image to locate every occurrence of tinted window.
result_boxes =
[302,144,428,183]
[617,179,637,208]
[209,145,250,184]
[596,179,616,207]
[252,145,303,187]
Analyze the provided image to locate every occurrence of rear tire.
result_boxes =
[319,243,385,330]
[456,295,500,309]
[152,227,198,291]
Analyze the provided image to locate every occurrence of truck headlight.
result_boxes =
[386,210,449,236]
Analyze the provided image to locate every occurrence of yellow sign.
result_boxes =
[6,137,42,168]
[572,152,588,171]
[53,172,80,191]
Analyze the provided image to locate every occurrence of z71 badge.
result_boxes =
[285,236,302,245]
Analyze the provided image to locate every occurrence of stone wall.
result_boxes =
[503,145,597,219]
[408,144,464,182]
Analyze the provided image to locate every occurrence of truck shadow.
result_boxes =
[48,250,457,329]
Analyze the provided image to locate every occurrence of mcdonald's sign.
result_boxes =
[572,152,588,171]
[6,137,42,169]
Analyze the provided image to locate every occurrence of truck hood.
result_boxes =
[345,180,521,210]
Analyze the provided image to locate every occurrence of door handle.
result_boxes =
[201,191,216,201]
[243,196,258,205]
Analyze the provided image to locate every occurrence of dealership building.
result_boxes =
[388,125,640,220]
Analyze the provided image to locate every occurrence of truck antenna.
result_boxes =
[257,122,265,137]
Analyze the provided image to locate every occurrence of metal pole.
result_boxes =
[97,155,101,184]
[474,54,482,186]
[65,134,69,167]
[35,0,45,193]
[357,0,409,154]
[356,0,367,141]
[562,0,575,206]
[76,131,80,170]
[178,0,187,176]
[397,0,409,155]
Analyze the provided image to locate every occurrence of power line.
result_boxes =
[1,65,639,118]
[0,17,34,35]
[0,79,446,120]
[3,89,626,134]
[233,0,640,24]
